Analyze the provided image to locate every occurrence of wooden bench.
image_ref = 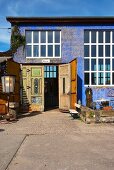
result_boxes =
[69,103,81,118]
[69,109,78,117]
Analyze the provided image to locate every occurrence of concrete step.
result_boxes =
[100,116,114,123]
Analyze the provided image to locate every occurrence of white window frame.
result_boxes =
[26,30,61,58]
[84,30,114,86]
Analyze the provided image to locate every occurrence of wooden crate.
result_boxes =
[0,104,7,115]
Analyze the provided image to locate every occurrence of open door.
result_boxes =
[59,59,77,110]
[70,59,77,109]
[21,65,44,112]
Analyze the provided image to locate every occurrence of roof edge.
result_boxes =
[6,16,114,24]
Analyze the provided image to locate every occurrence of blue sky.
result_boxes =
[0,0,114,51]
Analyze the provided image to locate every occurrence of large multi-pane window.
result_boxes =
[26,30,61,58]
[84,30,114,86]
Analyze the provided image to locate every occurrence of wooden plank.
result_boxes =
[59,64,71,110]
[7,60,20,103]
[70,59,77,109]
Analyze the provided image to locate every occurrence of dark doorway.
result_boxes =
[44,66,58,110]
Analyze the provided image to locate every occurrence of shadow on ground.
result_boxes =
[0,129,5,132]
[17,111,42,119]
[71,114,80,119]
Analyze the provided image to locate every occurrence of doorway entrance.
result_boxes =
[21,59,77,112]
[44,66,58,110]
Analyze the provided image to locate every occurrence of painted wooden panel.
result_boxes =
[70,59,77,109]
[31,67,42,77]
[71,81,76,94]
[22,65,44,111]
[22,67,27,77]
[31,96,42,104]
[59,64,71,110]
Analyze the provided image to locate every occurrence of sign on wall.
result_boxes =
[42,59,50,63]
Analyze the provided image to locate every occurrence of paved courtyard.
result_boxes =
[0,109,114,170]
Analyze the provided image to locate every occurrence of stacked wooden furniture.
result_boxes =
[0,99,7,115]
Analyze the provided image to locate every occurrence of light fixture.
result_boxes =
[1,75,15,120]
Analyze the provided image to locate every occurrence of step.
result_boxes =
[69,109,78,114]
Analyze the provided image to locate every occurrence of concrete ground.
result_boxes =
[0,109,114,170]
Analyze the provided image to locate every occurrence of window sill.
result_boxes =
[26,57,61,59]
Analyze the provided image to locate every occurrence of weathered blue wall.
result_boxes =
[13,23,114,107]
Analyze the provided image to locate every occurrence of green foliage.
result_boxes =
[89,111,95,118]
[11,25,26,52]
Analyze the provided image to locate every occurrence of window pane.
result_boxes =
[63,78,65,94]
[84,45,89,57]
[26,31,32,43]
[112,73,114,84]
[105,45,110,57]
[47,66,49,71]
[26,45,32,57]
[50,66,53,71]
[98,45,103,57]
[84,31,89,43]
[34,78,38,94]
[54,72,56,78]
[47,72,49,78]
[91,45,96,57]
[44,72,46,78]
[98,31,103,43]
[41,45,46,57]
[33,31,39,43]
[112,45,114,57]
[84,73,89,85]
[44,66,46,71]
[55,45,60,56]
[50,72,53,78]
[112,31,114,43]
[33,45,39,57]
[91,73,97,85]
[91,31,96,43]
[98,72,104,85]
[105,31,110,43]
[41,32,46,43]
[105,59,110,71]
[48,45,53,57]
[48,31,53,43]
[105,72,110,84]
[54,66,56,71]
[91,59,96,71]
[84,59,89,71]
[98,59,103,71]
[112,59,114,71]
[55,31,60,43]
